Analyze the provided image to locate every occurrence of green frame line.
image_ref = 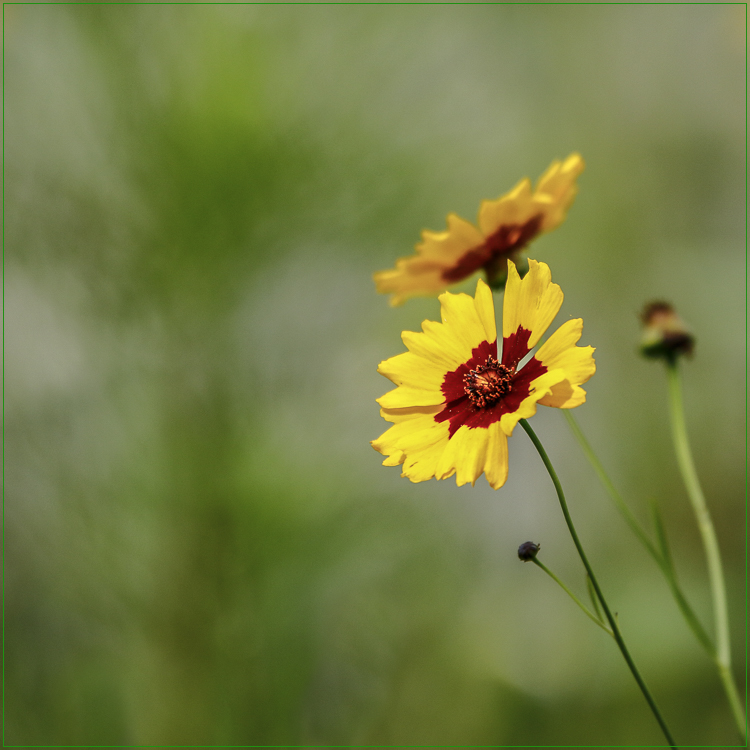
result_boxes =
[745,0,749,742]
[3,2,6,749]
[0,748,700,750]
[0,2,747,5]
[1,1,747,748]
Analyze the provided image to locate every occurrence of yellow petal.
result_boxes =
[377,386,445,409]
[379,404,444,424]
[484,421,509,489]
[473,278,497,345]
[401,440,449,482]
[437,288,492,362]
[374,262,453,307]
[401,329,465,371]
[435,426,489,487]
[534,152,585,233]
[538,381,588,409]
[377,350,445,390]
[372,410,447,455]
[502,259,564,348]
[382,450,405,467]
[372,404,451,483]
[477,178,535,236]
[418,318,476,370]
[398,426,451,483]
[499,368,568,436]
[418,213,484,261]
[434,421,509,489]
[388,281,495,374]
[535,318,596,388]
[373,213,484,305]
[536,152,585,199]
[384,285,495,374]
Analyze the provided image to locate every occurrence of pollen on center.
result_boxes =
[463,356,513,408]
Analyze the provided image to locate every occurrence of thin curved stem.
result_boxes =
[563,410,660,561]
[520,418,678,749]
[531,557,613,636]
[665,362,746,740]
[564,410,714,656]
[647,497,715,656]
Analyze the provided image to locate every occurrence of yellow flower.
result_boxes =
[371,260,595,489]
[374,153,585,306]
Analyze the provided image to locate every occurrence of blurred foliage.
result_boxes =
[4,4,745,746]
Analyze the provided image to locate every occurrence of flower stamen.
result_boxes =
[463,356,513,408]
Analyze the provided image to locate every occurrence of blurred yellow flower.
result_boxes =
[374,153,585,306]
[372,260,595,489]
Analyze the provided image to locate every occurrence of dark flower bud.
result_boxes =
[518,541,540,562]
[640,301,694,362]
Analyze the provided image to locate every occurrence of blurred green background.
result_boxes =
[4,4,745,747]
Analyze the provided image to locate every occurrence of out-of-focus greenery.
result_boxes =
[5,4,745,746]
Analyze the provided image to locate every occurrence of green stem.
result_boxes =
[564,410,714,656]
[531,557,613,636]
[648,498,715,656]
[665,362,746,740]
[563,410,660,562]
[586,573,604,623]
[520,418,678,749]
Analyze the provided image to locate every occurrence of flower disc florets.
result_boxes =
[463,356,513,408]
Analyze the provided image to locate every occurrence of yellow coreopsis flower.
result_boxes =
[372,259,595,489]
[374,154,585,306]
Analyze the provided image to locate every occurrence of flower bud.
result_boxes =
[517,541,540,562]
[640,302,694,361]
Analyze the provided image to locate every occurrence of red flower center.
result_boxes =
[463,356,513,408]
[435,334,546,438]
[441,215,543,284]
